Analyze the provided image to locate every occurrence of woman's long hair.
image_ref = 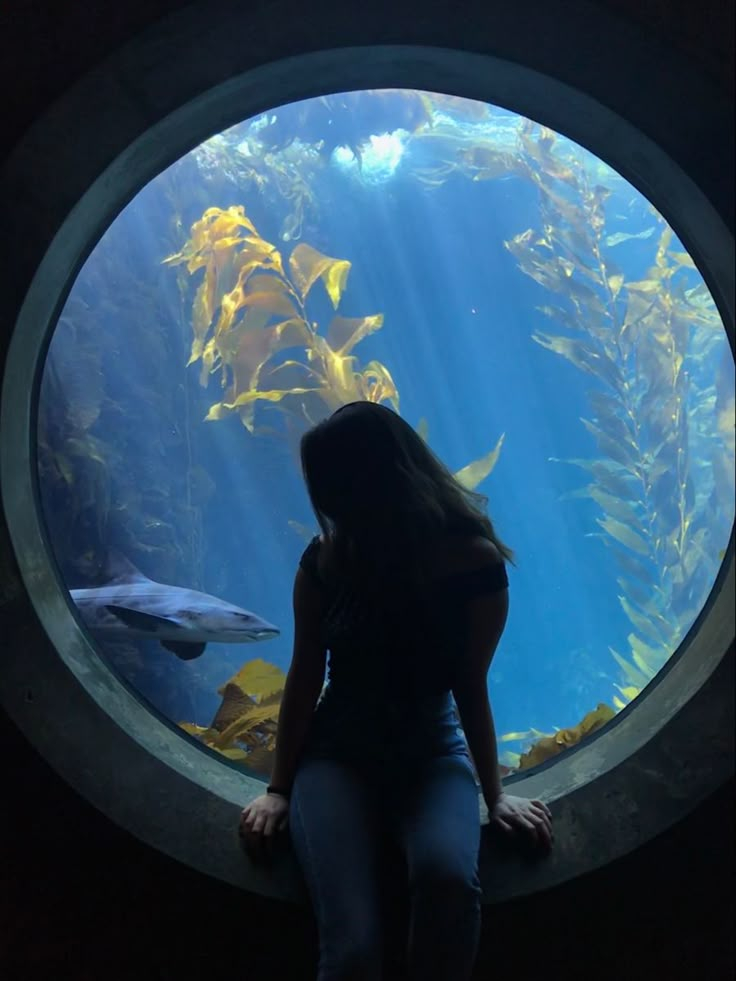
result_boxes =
[300,401,513,594]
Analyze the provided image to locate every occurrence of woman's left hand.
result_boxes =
[239,793,290,863]
[488,793,553,853]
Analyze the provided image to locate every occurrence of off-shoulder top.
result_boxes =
[299,534,508,700]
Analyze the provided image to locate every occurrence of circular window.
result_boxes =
[36,90,735,785]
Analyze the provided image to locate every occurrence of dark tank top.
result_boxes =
[299,534,509,703]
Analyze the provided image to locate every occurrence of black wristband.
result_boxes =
[267,784,291,799]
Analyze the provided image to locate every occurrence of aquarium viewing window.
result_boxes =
[36,90,735,785]
[1,36,733,903]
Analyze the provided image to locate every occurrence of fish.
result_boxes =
[70,551,280,660]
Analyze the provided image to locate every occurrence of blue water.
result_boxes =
[37,92,734,774]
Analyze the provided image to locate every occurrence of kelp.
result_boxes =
[496,701,617,774]
[164,205,398,433]
[417,418,505,491]
[37,209,210,590]
[189,131,323,246]
[516,703,616,770]
[406,116,527,188]
[454,434,505,490]
[178,657,289,775]
[492,123,731,759]
[502,121,733,711]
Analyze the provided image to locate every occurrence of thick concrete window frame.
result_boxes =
[0,36,733,904]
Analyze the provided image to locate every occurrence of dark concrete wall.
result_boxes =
[1,0,732,164]
[0,1,733,978]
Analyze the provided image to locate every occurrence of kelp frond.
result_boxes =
[516,703,616,771]
[164,205,397,432]
[502,122,731,711]
[177,657,289,775]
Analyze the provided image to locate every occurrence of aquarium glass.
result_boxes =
[36,91,735,781]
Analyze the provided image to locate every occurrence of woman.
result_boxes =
[240,401,553,981]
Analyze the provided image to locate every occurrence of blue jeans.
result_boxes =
[288,691,483,981]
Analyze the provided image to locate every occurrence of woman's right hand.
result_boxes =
[239,793,290,863]
[488,793,553,853]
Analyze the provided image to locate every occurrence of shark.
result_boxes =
[70,551,280,660]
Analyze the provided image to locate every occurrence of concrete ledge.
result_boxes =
[0,1,733,904]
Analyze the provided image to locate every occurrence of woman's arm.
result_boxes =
[451,571,509,810]
[268,566,327,792]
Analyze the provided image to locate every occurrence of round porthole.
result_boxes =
[1,35,733,903]
[35,90,735,783]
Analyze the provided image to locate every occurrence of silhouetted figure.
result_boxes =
[241,400,552,981]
